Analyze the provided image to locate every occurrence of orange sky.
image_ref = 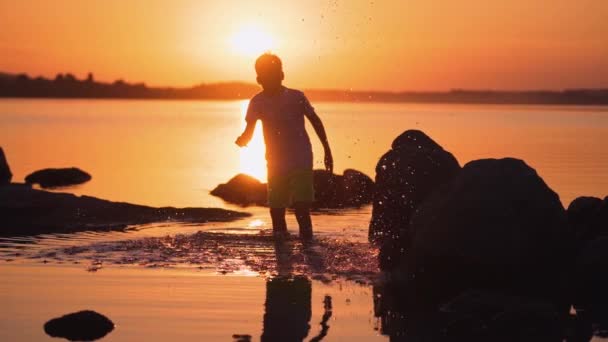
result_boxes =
[0,0,607,91]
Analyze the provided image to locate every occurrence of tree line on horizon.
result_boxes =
[1,71,607,105]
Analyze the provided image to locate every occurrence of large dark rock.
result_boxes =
[574,237,608,318]
[0,147,11,185]
[408,158,572,306]
[368,130,460,270]
[211,173,267,206]
[44,310,114,341]
[210,169,374,209]
[567,196,608,243]
[25,167,91,188]
[0,184,249,236]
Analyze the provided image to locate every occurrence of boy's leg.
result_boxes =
[270,208,287,234]
[290,169,315,241]
[294,202,312,241]
[268,171,290,237]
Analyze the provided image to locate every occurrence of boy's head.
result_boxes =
[255,53,284,91]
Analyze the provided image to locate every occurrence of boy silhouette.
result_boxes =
[236,53,333,241]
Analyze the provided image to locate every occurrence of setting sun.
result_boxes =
[229,26,276,58]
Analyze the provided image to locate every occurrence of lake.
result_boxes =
[1,99,608,341]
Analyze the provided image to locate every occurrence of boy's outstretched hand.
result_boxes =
[324,149,334,174]
[236,122,256,147]
[235,135,249,147]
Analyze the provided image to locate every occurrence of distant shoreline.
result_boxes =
[1,72,607,106]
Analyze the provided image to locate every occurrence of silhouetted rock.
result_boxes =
[44,310,114,341]
[0,147,11,185]
[343,169,374,206]
[0,184,248,236]
[25,167,91,188]
[312,170,343,208]
[368,130,460,270]
[574,237,608,318]
[211,169,374,209]
[568,196,608,243]
[408,158,572,307]
[211,173,268,206]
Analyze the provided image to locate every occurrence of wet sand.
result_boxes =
[0,263,384,341]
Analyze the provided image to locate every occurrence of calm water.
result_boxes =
[2,99,608,341]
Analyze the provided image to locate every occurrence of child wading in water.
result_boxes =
[236,53,333,241]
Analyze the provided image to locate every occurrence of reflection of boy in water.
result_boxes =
[236,53,333,241]
[261,276,312,342]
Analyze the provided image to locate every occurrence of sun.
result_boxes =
[230,26,275,57]
[239,100,267,182]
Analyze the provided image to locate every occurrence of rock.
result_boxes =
[368,130,460,270]
[409,158,572,306]
[0,184,249,236]
[574,237,608,317]
[210,173,267,206]
[343,169,375,206]
[44,310,114,341]
[312,170,344,208]
[0,147,11,185]
[567,196,608,243]
[25,167,91,188]
[211,169,374,209]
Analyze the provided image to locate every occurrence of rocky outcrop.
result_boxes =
[0,184,249,236]
[210,169,374,209]
[44,310,114,341]
[25,167,91,188]
[0,147,11,185]
[408,158,572,306]
[368,130,460,270]
[211,173,267,206]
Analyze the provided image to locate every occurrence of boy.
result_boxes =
[235,53,333,241]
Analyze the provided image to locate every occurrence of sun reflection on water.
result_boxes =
[239,100,267,182]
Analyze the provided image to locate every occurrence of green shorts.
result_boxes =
[267,169,315,208]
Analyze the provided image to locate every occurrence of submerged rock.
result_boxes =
[25,167,91,188]
[409,158,572,306]
[210,169,374,209]
[44,310,114,341]
[0,147,11,185]
[368,130,460,270]
[0,184,249,236]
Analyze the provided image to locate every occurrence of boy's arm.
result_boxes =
[235,121,256,147]
[305,110,333,174]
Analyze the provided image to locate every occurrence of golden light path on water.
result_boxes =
[239,100,267,182]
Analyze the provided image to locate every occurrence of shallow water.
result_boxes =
[0,264,384,342]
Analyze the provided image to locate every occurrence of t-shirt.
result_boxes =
[245,87,314,175]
